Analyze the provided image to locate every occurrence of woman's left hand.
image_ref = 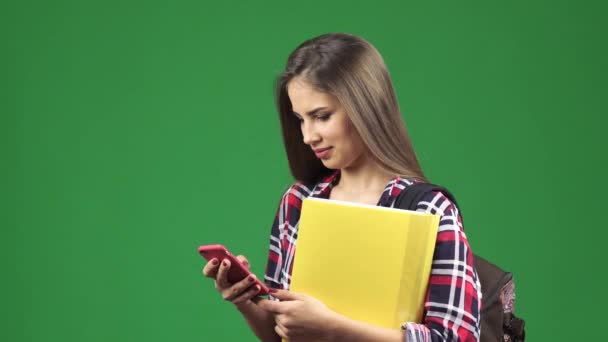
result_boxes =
[257,290,340,341]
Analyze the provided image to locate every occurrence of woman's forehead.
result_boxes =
[287,78,338,113]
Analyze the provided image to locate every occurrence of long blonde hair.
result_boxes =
[275,33,427,184]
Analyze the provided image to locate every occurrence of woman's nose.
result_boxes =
[302,121,321,146]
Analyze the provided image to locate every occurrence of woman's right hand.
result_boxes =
[202,255,262,305]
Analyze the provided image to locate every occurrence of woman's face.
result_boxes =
[287,78,367,170]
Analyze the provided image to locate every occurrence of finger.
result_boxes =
[235,273,258,291]
[257,298,286,314]
[270,289,305,301]
[202,258,220,278]
[274,324,289,340]
[275,313,288,327]
[235,255,250,268]
[215,258,232,289]
[275,324,288,340]
[231,284,261,305]
[222,274,258,302]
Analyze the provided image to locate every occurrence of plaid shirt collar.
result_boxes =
[310,170,413,207]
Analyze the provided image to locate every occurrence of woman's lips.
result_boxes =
[314,147,332,159]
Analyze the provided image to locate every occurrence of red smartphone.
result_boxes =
[198,244,270,296]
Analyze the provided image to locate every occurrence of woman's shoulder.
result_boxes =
[393,178,462,218]
[279,181,316,203]
[417,189,461,217]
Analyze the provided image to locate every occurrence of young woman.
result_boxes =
[202,33,481,342]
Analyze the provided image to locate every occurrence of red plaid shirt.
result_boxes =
[264,170,481,341]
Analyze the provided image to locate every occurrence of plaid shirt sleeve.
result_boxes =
[263,186,289,292]
[263,182,309,299]
[403,191,482,342]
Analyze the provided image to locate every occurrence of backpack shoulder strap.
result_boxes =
[394,182,461,217]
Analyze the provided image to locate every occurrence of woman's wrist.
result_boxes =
[323,313,405,342]
[234,298,257,312]
[233,298,280,342]
[322,310,347,341]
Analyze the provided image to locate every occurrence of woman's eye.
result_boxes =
[317,113,332,121]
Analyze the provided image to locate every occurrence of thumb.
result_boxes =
[271,289,306,301]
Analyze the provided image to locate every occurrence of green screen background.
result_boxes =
[3,1,606,341]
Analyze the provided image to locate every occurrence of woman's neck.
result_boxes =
[335,156,394,195]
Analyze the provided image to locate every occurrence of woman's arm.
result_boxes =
[258,290,405,342]
[202,255,281,342]
[325,314,404,342]
[245,183,304,342]
[401,191,482,342]
[235,299,281,342]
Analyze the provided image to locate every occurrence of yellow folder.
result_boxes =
[285,197,439,341]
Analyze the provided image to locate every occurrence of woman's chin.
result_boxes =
[320,159,337,169]
[321,158,345,170]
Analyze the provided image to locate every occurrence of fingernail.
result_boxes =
[212,259,219,265]
[248,275,255,282]
[223,260,229,267]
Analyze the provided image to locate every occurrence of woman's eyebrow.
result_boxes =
[292,106,329,117]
